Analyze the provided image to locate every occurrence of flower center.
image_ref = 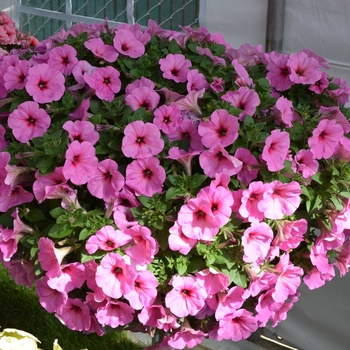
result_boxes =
[144,169,152,177]
[38,80,47,89]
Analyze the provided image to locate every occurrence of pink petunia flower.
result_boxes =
[125,77,155,94]
[87,159,124,202]
[266,52,293,91]
[198,109,239,148]
[56,298,91,331]
[319,105,350,133]
[113,29,145,58]
[210,77,225,93]
[85,225,132,254]
[153,103,182,135]
[168,221,197,255]
[167,147,200,176]
[196,267,229,296]
[125,157,166,197]
[234,148,259,185]
[84,37,119,62]
[125,86,160,112]
[261,129,290,171]
[242,220,274,263]
[62,120,99,144]
[26,63,65,103]
[287,51,322,85]
[159,53,192,83]
[4,60,30,91]
[124,225,159,265]
[294,149,318,179]
[165,275,208,317]
[186,68,209,92]
[258,180,302,220]
[221,86,260,120]
[308,119,344,159]
[96,300,134,328]
[168,326,205,349]
[0,185,34,213]
[122,121,164,159]
[199,143,243,178]
[62,141,98,185]
[272,96,294,127]
[48,44,78,75]
[7,101,51,143]
[84,66,121,102]
[71,60,95,90]
[273,219,307,251]
[95,252,137,299]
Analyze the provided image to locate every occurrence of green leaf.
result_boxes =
[306,194,324,214]
[25,208,46,223]
[89,100,103,115]
[329,196,344,211]
[79,228,95,241]
[48,223,72,239]
[36,157,53,174]
[191,174,207,188]
[168,39,180,53]
[165,187,183,202]
[137,195,153,208]
[80,249,105,263]
[49,207,65,219]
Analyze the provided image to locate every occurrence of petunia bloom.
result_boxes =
[159,53,192,83]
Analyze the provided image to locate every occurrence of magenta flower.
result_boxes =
[165,275,207,317]
[25,63,65,103]
[56,298,91,331]
[195,267,229,295]
[4,60,29,91]
[187,68,209,92]
[125,157,166,197]
[125,77,155,94]
[124,270,158,310]
[294,149,318,178]
[217,309,258,341]
[0,185,34,213]
[319,105,350,133]
[122,121,164,159]
[62,141,98,185]
[234,148,259,185]
[124,225,159,265]
[153,103,182,135]
[168,326,205,349]
[85,225,132,254]
[0,125,7,151]
[199,143,243,178]
[242,220,274,263]
[273,219,307,251]
[159,53,192,83]
[87,159,124,202]
[113,29,145,58]
[210,77,225,93]
[258,180,302,220]
[84,37,119,62]
[62,120,99,145]
[262,129,290,171]
[198,109,239,148]
[287,51,322,85]
[272,96,294,127]
[7,101,51,143]
[221,87,260,120]
[48,44,78,75]
[266,52,293,91]
[96,300,134,328]
[95,252,137,299]
[125,86,160,111]
[84,66,121,102]
[308,119,344,159]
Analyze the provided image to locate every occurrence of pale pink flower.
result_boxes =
[232,59,253,86]
[122,121,164,159]
[168,221,197,255]
[199,143,243,178]
[87,159,124,202]
[125,86,160,111]
[84,37,119,62]
[26,63,65,103]
[153,103,182,135]
[308,119,343,159]
[262,129,290,171]
[167,147,200,176]
[95,252,137,299]
[48,44,78,75]
[215,286,246,320]
[168,326,205,349]
[287,51,322,85]
[165,275,207,317]
[56,298,91,331]
[85,225,132,254]
[195,267,229,295]
[217,309,258,341]
[242,220,274,262]
[125,157,166,197]
[62,141,98,185]
[294,149,318,178]
[138,304,166,328]
[71,60,94,90]
[303,265,335,290]
[272,253,303,303]
[96,300,134,328]
[258,180,302,220]
[113,29,145,58]
[8,101,51,143]
[221,87,260,120]
[159,53,192,83]
[62,120,99,144]
[273,219,307,250]
[84,66,121,102]
[272,96,294,127]
[198,109,239,148]
[124,270,158,309]
[124,225,159,265]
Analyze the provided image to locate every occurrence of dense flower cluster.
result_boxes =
[0,11,38,55]
[1,18,350,349]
